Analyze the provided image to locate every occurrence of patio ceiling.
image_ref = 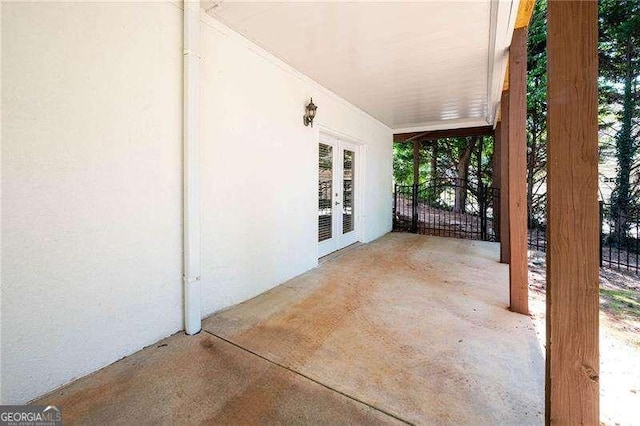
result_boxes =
[203,0,520,132]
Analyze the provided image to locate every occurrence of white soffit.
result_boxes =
[204,1,519,132]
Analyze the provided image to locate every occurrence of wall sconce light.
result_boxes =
[304,98,318,127]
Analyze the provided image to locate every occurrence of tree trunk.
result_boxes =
[431,141,438,182]
[454,137,477,213]
[493,125,502,242]
[430,141,438,203]
[527,77,539,229]
[527,124,537,228]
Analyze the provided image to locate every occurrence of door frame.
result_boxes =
[317,126,366,258]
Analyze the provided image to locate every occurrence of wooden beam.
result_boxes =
[499,92,510,264]
[393,126,494,144]
[546,0,599,423]
[503,60,510,93]
[507,27,528,315]
[516,0,536,28]
[501,0,535,93]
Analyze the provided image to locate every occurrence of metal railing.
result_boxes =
[393,178,499,242]
[528,202,640,274]
[601,203,640,273]
[395,177,640,274]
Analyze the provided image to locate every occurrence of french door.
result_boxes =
[318,134,358,257]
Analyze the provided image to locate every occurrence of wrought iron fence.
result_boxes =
[528,202,640,274]
[601,203,640,273]
[395,176,640,274]
[528,226,546,252]
[393,178,499,242]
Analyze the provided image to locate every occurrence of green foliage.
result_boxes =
[393,0,639,231]
[599,0,640,238]
[392,135,494,216]
[392,143,416,185]
[526,0,548,226]
[393,137,494,188]
[524,0,640,232]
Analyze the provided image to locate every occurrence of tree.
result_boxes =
[454,137,477,212]
[600,0,640,241]
[392,136,494,213]
[392,141,431,186]
[526,0,548,228]
[392,143,415,186]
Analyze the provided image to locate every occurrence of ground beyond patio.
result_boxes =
[34,234,544,424]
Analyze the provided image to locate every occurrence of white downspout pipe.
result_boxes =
[183,0,201,335]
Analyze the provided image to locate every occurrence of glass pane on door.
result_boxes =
[318,143,333,242]
[343,149,355,234]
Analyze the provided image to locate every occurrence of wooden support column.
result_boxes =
[546,1,599,423]
[493,121,502,243]
[507,27,528,315]
[499,92,510,264]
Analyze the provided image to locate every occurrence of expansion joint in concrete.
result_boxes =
[203,330,414,426]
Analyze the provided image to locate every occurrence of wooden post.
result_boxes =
[493,123,502,243]
[500,91,510,264]
[412,140,420,233]
[507,27,528,315]
[546,1,599,423]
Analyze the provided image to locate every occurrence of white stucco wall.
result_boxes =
[1,1,392,404]
[198,15,393,314]
[1,2,185,404]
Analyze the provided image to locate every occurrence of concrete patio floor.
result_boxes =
[34,233,544,425]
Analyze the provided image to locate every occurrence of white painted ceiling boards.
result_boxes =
[204,1,519,132]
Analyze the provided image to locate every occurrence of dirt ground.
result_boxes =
[527,251,640,425]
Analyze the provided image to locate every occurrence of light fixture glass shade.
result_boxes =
[308,99,317,118]
[304,98,318,127]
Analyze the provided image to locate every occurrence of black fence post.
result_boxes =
[599,201,604,268]
[393,184,398,230]
[493,186,501,243]
[411,183,418,234]
[479,182,487,240]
